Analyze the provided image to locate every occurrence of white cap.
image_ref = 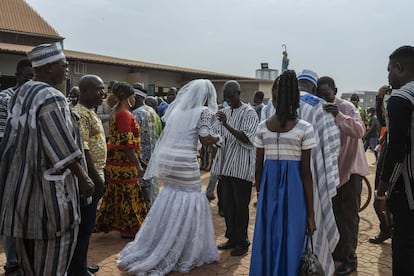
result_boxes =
[27,43,65,68]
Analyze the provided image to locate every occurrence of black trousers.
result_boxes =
[374,140,392,234]
[389,180,414,276]
[217,176,223,212]
[68,201,98,276]
[333,174,362,264]
[220,176,252,247]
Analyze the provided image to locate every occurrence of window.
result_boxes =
[74,62,87,75]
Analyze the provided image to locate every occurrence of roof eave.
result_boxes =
[0,29,64,40]
[0,42,256,80]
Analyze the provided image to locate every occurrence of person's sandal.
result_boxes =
[368,232,391,244]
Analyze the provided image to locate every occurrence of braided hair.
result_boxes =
[276,70,300,128]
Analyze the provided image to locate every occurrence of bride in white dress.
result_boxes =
[117,79,222,275]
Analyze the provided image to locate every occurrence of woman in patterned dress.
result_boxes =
[95,82,147,238]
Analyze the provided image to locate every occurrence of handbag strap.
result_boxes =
[306,234,314,252]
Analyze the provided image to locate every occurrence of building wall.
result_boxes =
[1,53,270,103]
[146,71,181,88]
[0,53,26,89]
[68,62,130,87]
[67,62,183,96]
[213,81,260,104]
[258,82,273,100]
[0,53,25,75]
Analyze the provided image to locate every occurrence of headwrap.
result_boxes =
[27,43,65,68]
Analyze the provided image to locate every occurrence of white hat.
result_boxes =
[297,69,319,86]
[134,88,147,98]
[27,43,65,68]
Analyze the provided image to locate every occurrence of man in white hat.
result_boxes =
[0,43,94,275]
[296,69,341,276]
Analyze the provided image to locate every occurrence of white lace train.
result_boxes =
[117,182,219,275]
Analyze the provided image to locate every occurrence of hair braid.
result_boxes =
[276,70,299,128]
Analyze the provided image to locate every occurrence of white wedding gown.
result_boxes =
[117,108,219,275]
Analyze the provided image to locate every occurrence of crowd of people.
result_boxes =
[0,42,414,276]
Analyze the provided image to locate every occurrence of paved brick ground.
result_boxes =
[0,152,392,275]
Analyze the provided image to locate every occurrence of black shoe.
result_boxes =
[368,232,391,244]
[218,240,236,250]
[4,264,20,276]
[335,262,357,275]
[230,246,248,256]
[88,265,100,273]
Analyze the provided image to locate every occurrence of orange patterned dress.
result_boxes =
[95,109,147,236]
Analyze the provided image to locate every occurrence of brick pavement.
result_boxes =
[0,152,392,275]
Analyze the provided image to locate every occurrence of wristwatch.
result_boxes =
[374,190,387,200]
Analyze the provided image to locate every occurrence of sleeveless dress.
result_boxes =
[250,119,316,276]
[117,107,219,275]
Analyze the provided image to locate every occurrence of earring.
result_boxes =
[127,98,133,107]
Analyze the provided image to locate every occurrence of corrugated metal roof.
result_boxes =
[0,42,254,79]
[0,0,61,38]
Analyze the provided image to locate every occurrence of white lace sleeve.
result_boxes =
[197,108,216,137]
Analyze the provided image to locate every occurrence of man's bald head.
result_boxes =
[223,80,241,108]
[78,75,105,108]
[79,75,103,91]
[223,80,240,93]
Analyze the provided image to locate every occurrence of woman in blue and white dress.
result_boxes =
[117,79,221,275]
[250,70,317,276]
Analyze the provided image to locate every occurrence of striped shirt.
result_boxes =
[210,103,259,182]
[0,88,15,139]
[254,119,317,160]
[381,81,414,209]
[260,100,275,122]
[298,91,341,276]
[0,80,83,239]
